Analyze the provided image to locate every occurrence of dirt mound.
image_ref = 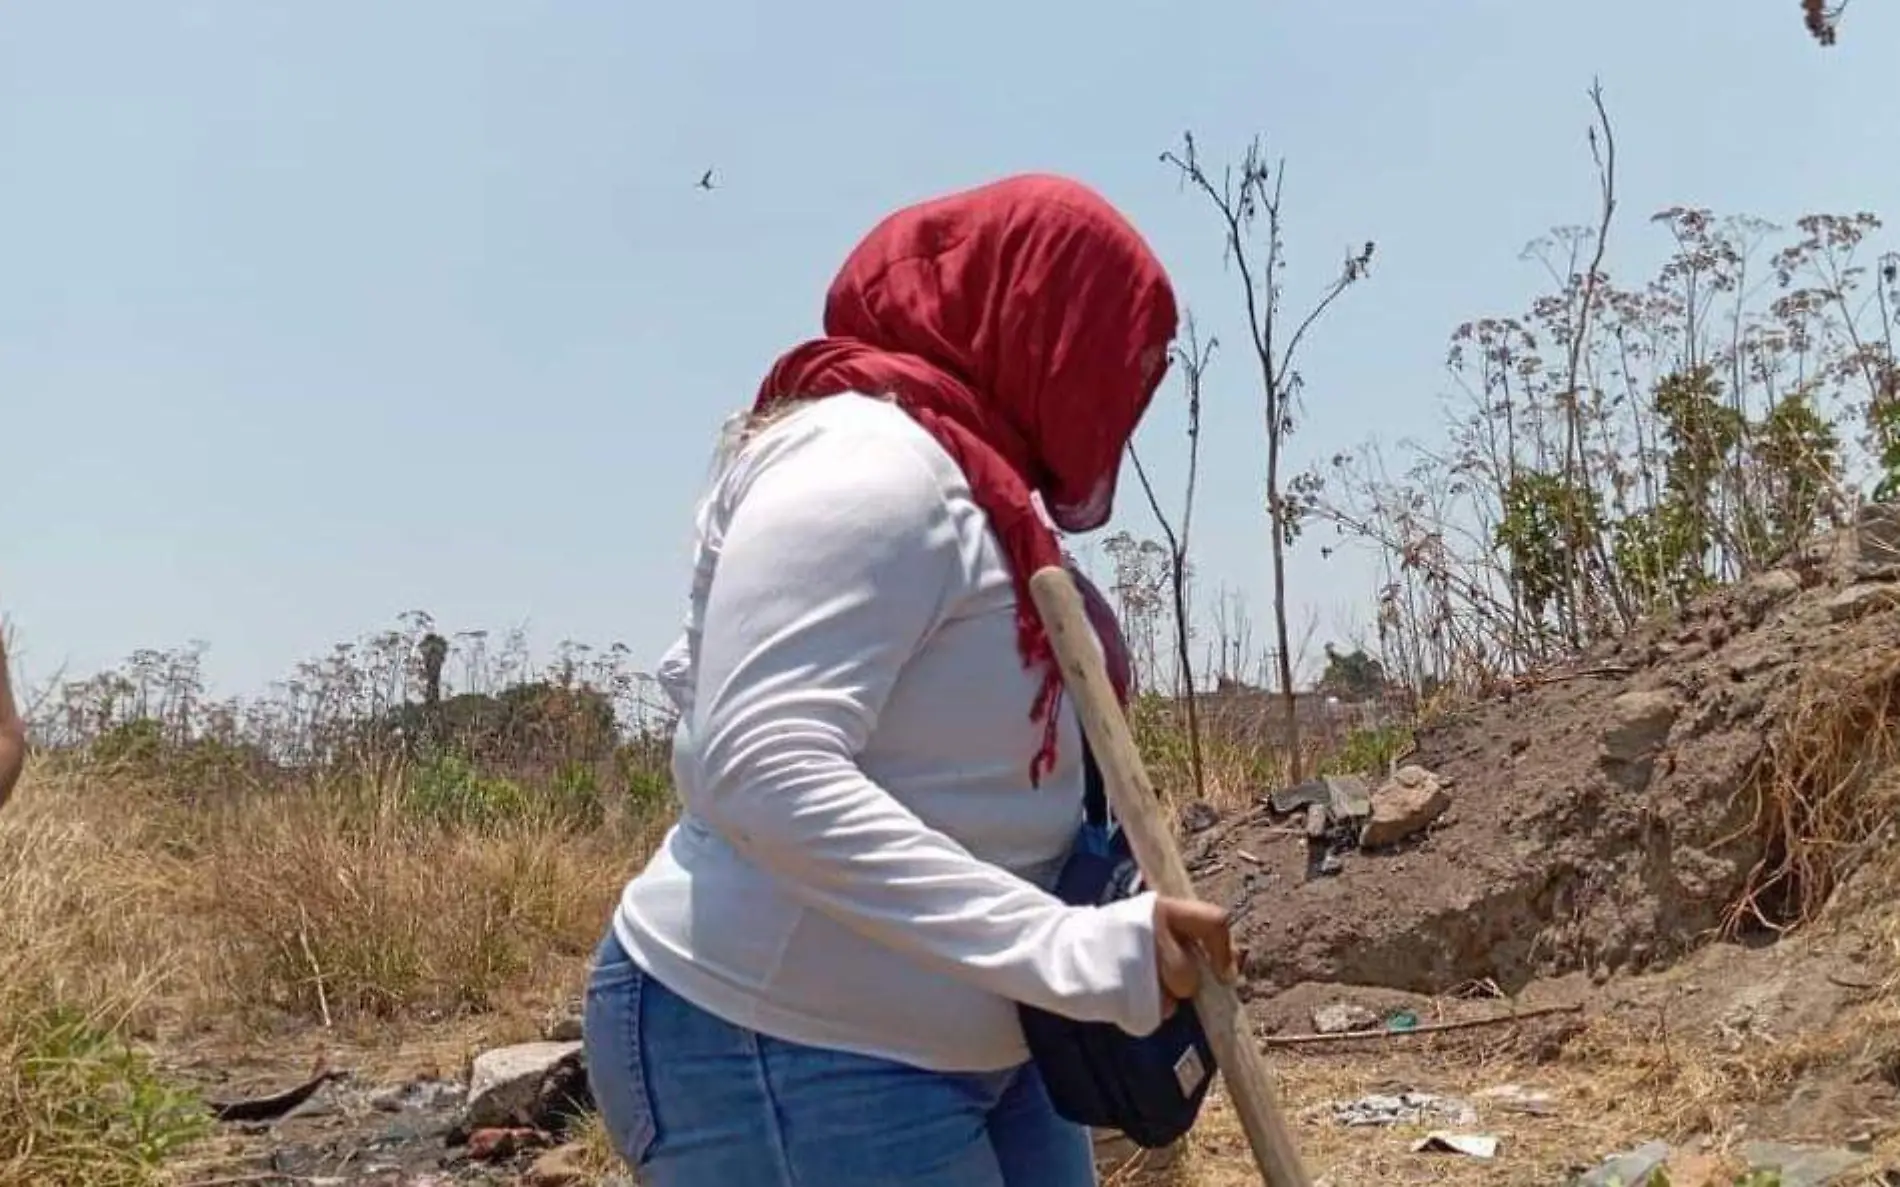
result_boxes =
[1195,517,1900,1001]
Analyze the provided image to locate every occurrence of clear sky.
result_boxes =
[5,0,1894,699]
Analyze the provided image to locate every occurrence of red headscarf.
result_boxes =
[756,173,1177,784]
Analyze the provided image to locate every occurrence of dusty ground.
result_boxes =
[154,521,1900,1185]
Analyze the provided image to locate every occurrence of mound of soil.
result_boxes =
[1194,519,1900,1001]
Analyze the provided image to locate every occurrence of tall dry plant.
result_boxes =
[1161,132,1376,781]
[1312,84,1900,695]
[1129,312,1217,796]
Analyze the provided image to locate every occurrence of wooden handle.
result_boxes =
[1029,566,1314,1187]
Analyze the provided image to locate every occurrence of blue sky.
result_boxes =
[5,0,1893,699]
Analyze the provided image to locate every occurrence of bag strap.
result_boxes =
[1081,730,1110,829]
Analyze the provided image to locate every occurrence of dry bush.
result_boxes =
[0,741,671,1185]
[193,779,657,1024]
[0,764,212,1187]
[1727,645,1900,935]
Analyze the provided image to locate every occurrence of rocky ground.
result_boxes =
[163,507,1900,1186]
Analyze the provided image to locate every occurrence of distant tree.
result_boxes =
[1317,644,1386,702]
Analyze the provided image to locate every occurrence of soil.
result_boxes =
[1191,531,1900,1003]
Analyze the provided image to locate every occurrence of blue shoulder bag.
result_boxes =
[1015,733,1217,1149]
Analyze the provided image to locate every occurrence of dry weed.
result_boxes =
[1728,647,1900,935]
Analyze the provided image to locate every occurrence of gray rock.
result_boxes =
[1859,502,1900,566]
[1824,582,1900,622]
[1602,691,1679,763]
[464,1040,584,1130]
[1572,1139,1670,1185]
[1740,1140,1870,1186]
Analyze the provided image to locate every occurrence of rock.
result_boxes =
[526,1141,593,1186]
[1325,774,1373,820]
[1824,582,1899,623]
[545,1013,584,1043]
[1311,1002,1380,1034]
[464,1040,584,1130]
[1359,768,1450,849]
[1740,568,1803,619]
[1859,502,1900,569]
[1178,800,1220,833]
[1739,1140,1869,1186]
[1573,1140,1671,1185]
[1602,691,1679,763]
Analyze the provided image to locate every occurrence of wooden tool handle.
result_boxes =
[1029,565,1314,1187]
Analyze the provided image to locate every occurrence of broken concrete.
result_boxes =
[463,1041,585,1131]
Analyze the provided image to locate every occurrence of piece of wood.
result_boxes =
[1030,566,1314,1187]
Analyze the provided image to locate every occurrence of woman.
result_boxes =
[583,173,1235,1186]
[0,627,24,809]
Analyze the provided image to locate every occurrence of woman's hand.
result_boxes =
[1152,896,1236,1014]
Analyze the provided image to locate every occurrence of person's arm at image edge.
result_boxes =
[681,429,1166,1036]
[0,633,26,807]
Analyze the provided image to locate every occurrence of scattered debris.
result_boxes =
[1573,1139,1671,1186]
[1473,1082,1558,1117]
[1268,775,1374,878]
[369,1077,464,1114]
[465,1125,546,1161]
[1311,1002,1380,1034]
[1412,1131,1499,1159]
[207,1056,348,1123]
[1263,1002,1583,1046]
[1329,1091,1477,1129]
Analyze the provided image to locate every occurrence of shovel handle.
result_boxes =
[1029,566,1314,1187]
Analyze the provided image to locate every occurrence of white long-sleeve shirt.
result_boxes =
[613,393,1162,1073]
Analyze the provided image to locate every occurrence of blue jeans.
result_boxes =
[582,929,1097,1186]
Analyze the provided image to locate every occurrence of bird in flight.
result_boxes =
[697,169,717,191]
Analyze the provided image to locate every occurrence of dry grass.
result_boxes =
[0,754,665,1186]
[7,678,1900,1186]
[1727,645,1900,936]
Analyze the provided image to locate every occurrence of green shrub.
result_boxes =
[547,761,607,830]
[1318,725,1414,777]
[1,1003,211,1186]
[402,753,528,829]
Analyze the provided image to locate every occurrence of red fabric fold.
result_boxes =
[756,174,1176,783]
